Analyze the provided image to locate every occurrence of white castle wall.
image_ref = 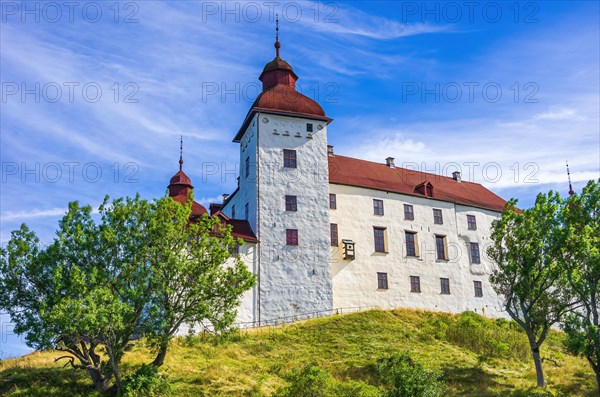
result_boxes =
[255,113,333,321]
[329,183,506,318]
[221,116,258,233]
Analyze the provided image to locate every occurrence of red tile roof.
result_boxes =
[328,155,507,212]
[214,211,258,242]
[171,193,208,217]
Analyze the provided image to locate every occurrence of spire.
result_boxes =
[566,161,575,196]
[179,135,183,171]
[274,14,280,58]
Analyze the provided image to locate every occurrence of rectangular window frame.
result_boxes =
[330,223,338,246]
[374,227,387,253]
[244,203,249,220]
[373,199,384,216]
[467,215,477,230]
[470,242,481,264]
[285,195,298,212]
[231,205,235,219]
[286,229,298,246]
[329,193,337,209]
[435,235,448,260]
[440,278,451,295]
[474,281,483,297]
[433,208,443,225]
[245,156,250,178]
[410,276,421,293]
[283,149,297,168]
[306,123,313,132]
[377,272,389,290]
[405,231,418,257]
[404,204,414,220]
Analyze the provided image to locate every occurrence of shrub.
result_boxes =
[118,364,172,397]
[273,363,379,397]
[377,352,443,397]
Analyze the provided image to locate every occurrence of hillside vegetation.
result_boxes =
[0,309,597,396]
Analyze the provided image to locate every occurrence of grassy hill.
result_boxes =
[0,309,597,396]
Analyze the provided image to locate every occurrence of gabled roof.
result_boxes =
[214,211,258,243]
[328,155,507,212]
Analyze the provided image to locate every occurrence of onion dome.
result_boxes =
[233,17,330,142]
[167,137,208,217]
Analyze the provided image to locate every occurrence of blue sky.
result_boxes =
[0,1,599,358]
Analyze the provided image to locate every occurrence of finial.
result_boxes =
[566,161,574,196]
[179,136,183,171]
[274,14,280,58]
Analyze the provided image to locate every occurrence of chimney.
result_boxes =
[452,171,461,182]
[385,157,395,168]
[327,145,334,156]
[222,193,230,202]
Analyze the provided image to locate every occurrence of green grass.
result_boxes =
[0,309,597,396]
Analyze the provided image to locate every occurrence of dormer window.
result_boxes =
[415,181,434,197]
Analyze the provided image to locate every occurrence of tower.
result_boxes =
[222,19,334,322]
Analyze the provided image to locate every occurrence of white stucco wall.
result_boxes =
[255,113,333,322]
[221,115,258,233]
[329,183,506,318]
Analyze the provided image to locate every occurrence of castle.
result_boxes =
[166,29,509,326]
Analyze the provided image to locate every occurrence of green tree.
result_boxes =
[0,197,154,391]
[0,193,256,392]
[144,193,256,366]
[561,180,600,391]
[488,192,578,388]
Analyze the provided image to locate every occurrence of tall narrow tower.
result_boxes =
[225,19,334,322]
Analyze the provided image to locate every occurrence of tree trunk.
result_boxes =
[87,368,110,391]
[531,346,545,388]
[151,341,169,367]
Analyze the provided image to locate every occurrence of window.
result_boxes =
[410,276,421,293]
[405,231,417,256]
[285,195,297,212]
[435,235,447,260]
[377,272,388,289]
[231,205,235,219]
[433,209,443,224]
[467,215,477,230]
[474,281,483,297]
[245,156,250,178]
[470,242,481,264]
[373,199,384,215]
[283,149,297,168]
[244,203,249,220]
[329,193,337,209]
[404,204,414,220]
[286,229,298,245]
[330,223,338,246]
[306,123,313,132]
[374,227,386,252]
[440,278,450,294]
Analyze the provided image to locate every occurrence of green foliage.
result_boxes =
[273,363,379,397]
[561,179,600,391]
[377,352,443,397]
[0,192,256,392]
[118,364,172,397]
[420,312,530,361]
[488,192,578,387]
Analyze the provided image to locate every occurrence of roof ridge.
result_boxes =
[332,154,482,187]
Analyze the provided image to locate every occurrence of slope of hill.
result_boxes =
[0,309,597,396]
